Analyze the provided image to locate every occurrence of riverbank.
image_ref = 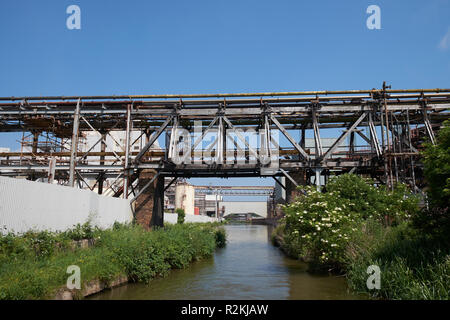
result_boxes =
[89,224,360,300]
[0,222,226,300]
[273,174,450,300]
[273,219,449,300]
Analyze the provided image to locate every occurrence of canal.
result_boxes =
[90,224,364,300]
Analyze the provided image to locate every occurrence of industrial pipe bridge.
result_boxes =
[194,186,274,196]
[1,83,449,211]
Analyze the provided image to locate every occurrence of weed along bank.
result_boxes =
[0,222,227,300]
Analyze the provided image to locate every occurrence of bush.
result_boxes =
[63,222,100,241]
[327,174,419,225]
[413,120,450,239]
[176,208,185,224]
[282,186,359,269]
[214,227,227,248]
[0,230,71,263]
[280,174,419,271]
[421,120,450,209]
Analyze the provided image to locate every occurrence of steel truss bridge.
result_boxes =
[194,186,274,197]
[1,83,449,200]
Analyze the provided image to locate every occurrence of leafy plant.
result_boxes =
[63,222,99,241]
[214,227,227,248]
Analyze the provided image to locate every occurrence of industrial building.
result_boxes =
[164,181,273,219]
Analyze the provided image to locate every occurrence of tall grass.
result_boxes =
[346,221,449,300]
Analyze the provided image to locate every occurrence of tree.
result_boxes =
[413,120,450,238]
[176,208,185,224]
[422,120,450,208]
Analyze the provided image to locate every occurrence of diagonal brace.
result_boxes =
[222,116,259,159]
[270,114,310,161]
[319,112,368,162]
[134,115,173,164]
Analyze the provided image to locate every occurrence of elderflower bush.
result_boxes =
[283,186,361,268]
[281,174,419,270]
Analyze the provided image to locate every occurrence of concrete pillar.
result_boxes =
[175,183,195,215]
[285,169,307,203]
[29,131,40,181]
[134,169,164,229]
[314,168,322,191]
[98,132,107,195]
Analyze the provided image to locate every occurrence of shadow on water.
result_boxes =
[89,224,366,300]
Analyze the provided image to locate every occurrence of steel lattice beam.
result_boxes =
[0,85,448,191]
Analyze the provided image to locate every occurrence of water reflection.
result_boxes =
[89,224,364,300]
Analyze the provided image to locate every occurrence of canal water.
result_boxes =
[90,224,364,300]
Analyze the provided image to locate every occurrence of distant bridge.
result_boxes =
[194,186,273,196]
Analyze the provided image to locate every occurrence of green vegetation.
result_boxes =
[412,120,450,239]
[0,222,226,300]
[214,227,227,248]
[175,208,186,224]
[346,220,449,299]
[279,174,419,271]
[275,171,449,299]
[63,222,98,241]
[421,120,450,209]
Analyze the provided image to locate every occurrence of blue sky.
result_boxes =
[0,0,449,192]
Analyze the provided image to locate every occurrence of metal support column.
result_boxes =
[123,103,133,199]
[69,98,81,187]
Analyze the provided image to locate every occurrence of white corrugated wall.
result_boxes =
[0,176,133,234]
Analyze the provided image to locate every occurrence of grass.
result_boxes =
[345,220,450,300]
[0,222,226,300]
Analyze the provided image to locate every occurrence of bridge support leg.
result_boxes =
[285,169,307,203]
[153,176,164,227]
[134,170,164,229]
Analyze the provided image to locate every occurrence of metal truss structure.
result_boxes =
[194,186,274,197]
[1,83,449,200]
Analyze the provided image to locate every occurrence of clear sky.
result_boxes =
[0,0,449,192]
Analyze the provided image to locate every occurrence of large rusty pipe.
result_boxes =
[1,88,449,101]
[0,93,449,107]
